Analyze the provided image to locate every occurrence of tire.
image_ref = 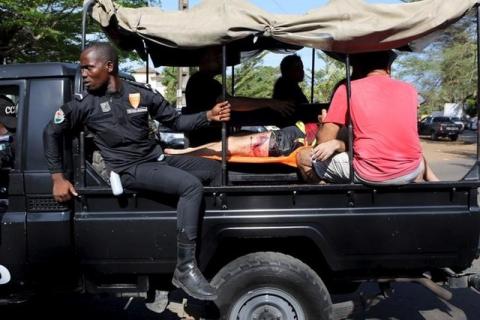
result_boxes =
[450,134,458,141]
[211,252,332,320]
[430,131,438,141]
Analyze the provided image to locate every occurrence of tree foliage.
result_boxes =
[159,53,281,106]
[0,0,83,63]
[397,0,477,115]
[229,53,279,98]
[0,0,161,64]
[159,66,197,105]
[311,52,345,103]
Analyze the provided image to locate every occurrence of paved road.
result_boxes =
[2,130,480,320]
[342,130,480,319]
[336,281,480,320]
[421,130,477,181]
[334,255,480,319]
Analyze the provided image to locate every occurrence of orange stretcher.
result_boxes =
[202,146,310,168]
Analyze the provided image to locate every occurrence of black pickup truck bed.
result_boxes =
[1,62,479,320]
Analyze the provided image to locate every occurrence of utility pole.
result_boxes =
[176,0,189,108]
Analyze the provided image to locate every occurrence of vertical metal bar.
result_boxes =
[143,0,150,87]
[175,1,189,108]
[231,65,235,96]
[310,48,316,103]
[221,45,228,186]
[80,1,94,190]
[476,6,480,162]
[178,0,188,10]
[81,0,95,50]
[145,48,150,84]
[79,131,86,188]
[345,54,354,183]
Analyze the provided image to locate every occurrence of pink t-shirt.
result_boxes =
[325,75,422,182]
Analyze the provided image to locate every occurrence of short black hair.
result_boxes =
[84,42,119,74]
[350,50,397,72]
[280,54,302,76]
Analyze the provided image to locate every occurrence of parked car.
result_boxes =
[450,116,466,132]
[418,116,461,141]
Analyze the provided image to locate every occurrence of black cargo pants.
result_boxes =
[121,155,221,240]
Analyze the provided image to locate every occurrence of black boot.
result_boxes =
[171,233,217,301]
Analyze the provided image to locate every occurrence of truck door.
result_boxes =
[72,72,178,276]
[21,76,78,286]
[73,146,179,276]
[0,81,27,287]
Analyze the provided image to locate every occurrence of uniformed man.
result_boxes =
[0,95,16,169]
[43,42,231,301]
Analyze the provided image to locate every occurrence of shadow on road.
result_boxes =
[335,282,480,320]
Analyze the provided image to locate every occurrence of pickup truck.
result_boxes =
[0,61,479,320]
[1,1,480,320]
[419,116,461,141]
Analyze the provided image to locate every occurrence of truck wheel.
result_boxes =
[430,132,438,140]
[450,134,458,141]
[211,252,332,320]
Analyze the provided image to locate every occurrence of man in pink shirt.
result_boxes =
[298,50,437,184]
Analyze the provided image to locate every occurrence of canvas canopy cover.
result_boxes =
[88,0,479,66]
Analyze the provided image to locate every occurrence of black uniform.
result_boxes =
[44,80,221,239]
[272,76,308,105]
[183,71,223,147]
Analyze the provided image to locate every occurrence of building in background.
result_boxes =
[132,67,166,96]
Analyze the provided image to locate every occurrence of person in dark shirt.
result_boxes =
[272,54,309,104]
[170,54,321,160]
[0,95,16,169]
[43,42,231,301]
[183,46,295,146]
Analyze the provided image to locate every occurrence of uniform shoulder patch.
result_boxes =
[74,91,89,101]
[54,109,65,124]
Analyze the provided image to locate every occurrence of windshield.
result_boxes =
[433,117,452,122]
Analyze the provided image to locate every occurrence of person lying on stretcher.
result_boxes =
[164,110,345,160]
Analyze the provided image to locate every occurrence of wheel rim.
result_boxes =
[229,287,305,320]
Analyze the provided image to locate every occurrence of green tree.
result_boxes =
[159,66,198,105]
[0,0,83,63]
[159,53,280,106]
[311,52,345,103]
[0,0,161,64]
[397,0,477,115]
[229,52,280,98]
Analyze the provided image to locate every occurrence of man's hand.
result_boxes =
[296,146,322,183]
[318,109,328,123]
[270,101,295,117]
[311,140,343,161]
[207,101,231,122]
[52,173,78,202]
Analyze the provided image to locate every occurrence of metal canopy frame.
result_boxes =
[460,5,480,180]
[79,1,480,186]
